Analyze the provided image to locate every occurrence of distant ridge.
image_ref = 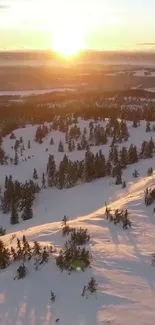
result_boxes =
[0,50,155,62]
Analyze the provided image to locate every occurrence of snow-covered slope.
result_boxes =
[1,119,155,325]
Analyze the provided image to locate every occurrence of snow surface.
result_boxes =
[0,88,77,97]
[1,119,155,325]
[144,88,155,93]
[134,70,155,77]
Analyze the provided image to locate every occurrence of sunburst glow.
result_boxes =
[52,27,83,57]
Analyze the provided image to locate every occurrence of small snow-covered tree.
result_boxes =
[58,140,64,152]
[33,168,38,180]
[10,204,19,225]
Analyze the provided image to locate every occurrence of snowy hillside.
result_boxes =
[1,118,155,325]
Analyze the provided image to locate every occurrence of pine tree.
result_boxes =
[81,285,87,297]
[50,137,54,145]
[33,168,38,180]
[42,172,46,188]
[58,140,64,152]
[120,146,128,168]
[14,140,20,151]
[51,291,56,302]
[87,277,98,294]
[61,215,68,227]
[28,140,31,149]
[113,146,119,165]
[15,263,27,279]
[19,136,23,143]
[14,151,19,165]
[83,149,95,182]
[33,241,42,269]
[10,204,19,225]
[0,239,10,269]
[47,155,56,187]
[0,227,6,236]
[105,161,112,176]
[133,169,139,178]
[115,173,122,185]
[146,121,151,132]
[21,200,33,221]
[122,181,126,188]
[133,119,138,128]
[128,145,138,164]
[72,140,75,151]
[68,139,72,152]
[147,167,153,176]
[5,175,8,189]
[22,235,31,261]
[10,132,16,140]
[40,247,49,264]
[65,132,68,144]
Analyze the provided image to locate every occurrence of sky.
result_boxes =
[1,0,155,51]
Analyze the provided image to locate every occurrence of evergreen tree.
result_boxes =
[87,277,98,294]
[50,137,54,145]
[19,136,23,143]
[0,239,10,269]
[65,131,68,144]
[133,169,139,178]
[105,161,112,176]
[14,151,19,165]
[58,140,64,152]
[33,168,38,180]
[133,119,139,128]
[33,241,42,257]
[5,175,8,189]
[120,146,128,168]
[21,200,33,221]
[77,143,81,151]
[72,140,75,151]
[113,146,119,165]
[146,121,151,132]
[51,291,56,302]
[0,227,6,236]
[115,173,122,185]
[83,149,95,182]
[61,215,68,227]
[128,145,138,164]
[81,134,87,150]
[0,146,6,165]
[56,161,66,189]
[83,127,87,136]
[28,140,31,149]
[15,263,27,279]
[10,132,16,140]
[68,138,72,152]
[42,172,46,188]
[40,247,49,264]
[147,167,153,176]
[47,154,56,187]
[14,140,20,151]
[10,204,19,225]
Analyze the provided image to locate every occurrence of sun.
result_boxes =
[52,24,84,57]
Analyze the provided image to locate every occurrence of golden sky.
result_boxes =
[1,0,155,52]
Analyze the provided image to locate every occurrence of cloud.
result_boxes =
[0,4,10,10]
[136,43,155,46]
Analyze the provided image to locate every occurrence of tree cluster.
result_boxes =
[1,175,40,224]
[0,235,53,274]
[105,206,131,229]
[56,217,91,272]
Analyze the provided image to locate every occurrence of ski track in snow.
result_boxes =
[1,119,155,325]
